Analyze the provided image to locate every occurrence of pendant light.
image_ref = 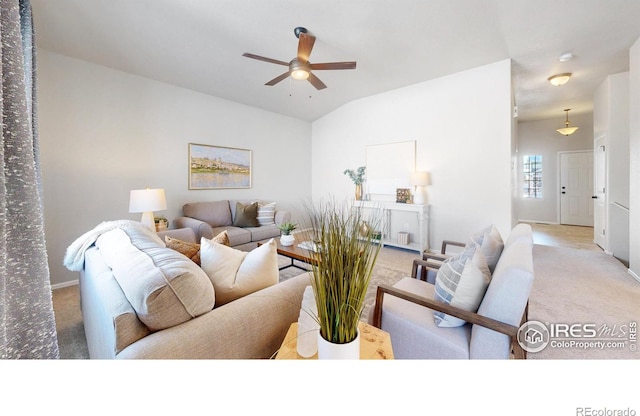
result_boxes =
[557,109,579,136]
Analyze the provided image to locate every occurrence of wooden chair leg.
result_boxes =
[372,286,385,328]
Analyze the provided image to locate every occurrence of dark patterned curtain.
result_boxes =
[0,0,59,358]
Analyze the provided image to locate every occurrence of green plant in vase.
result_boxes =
[278,222,297,246]
[343,166,366,201]
[304,199,381,357]
[154,216,168,231]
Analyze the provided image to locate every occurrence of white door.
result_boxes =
[560,151,594,226]
[593,136,607,249]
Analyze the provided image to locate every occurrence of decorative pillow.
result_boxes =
[433,244,491,327]
[200,237,279,306]
[233,201,259,227]
[164,231,230,266]
[165,235,201,265]
[96,227,215,331]
[468,224,504,273]
[257,202,276,226]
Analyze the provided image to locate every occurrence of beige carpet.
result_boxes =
[51,243,639,359]
[528,244,640,359]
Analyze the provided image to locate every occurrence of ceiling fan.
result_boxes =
[242,27,356,90]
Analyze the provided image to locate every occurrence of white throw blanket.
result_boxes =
[63,220,164,271]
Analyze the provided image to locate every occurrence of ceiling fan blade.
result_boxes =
[307,72,327,90]
[242,53,289,66]
[310,61,357,71]
[297,33,316,62]
[265,71,291,86]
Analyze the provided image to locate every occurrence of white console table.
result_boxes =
[354,201,429,253]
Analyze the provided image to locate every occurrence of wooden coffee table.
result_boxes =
[259,235,318,271]
[275,321,394,359]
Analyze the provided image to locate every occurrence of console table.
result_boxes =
[353,200,429,254]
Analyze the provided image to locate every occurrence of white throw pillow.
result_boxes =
[200,237,279,306]
[468,224,504,273]
[257,202,276,226]
[433,244,491,327]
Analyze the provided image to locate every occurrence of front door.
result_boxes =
[560,151,594,226]
[593,136,607,249]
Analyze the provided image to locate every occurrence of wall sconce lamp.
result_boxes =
[410,171,431,204]
[129,188,167,231]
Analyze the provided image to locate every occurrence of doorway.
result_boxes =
[593,136,607,249]
[559,150,594,226]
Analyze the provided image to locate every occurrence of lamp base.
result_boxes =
[140,211,156,232]
[413,187,427,205]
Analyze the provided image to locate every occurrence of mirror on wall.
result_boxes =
[366,140,416,201]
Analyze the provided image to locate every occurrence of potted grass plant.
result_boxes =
[303,199,382,359]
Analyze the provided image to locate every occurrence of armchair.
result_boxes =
[372,224,534,359]
[423,239,465,264]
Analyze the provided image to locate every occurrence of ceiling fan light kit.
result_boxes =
[548,72,572,86]
[242,26,356,90]
[557,108,579,136]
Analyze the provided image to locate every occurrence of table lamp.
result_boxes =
[129,188,167,231]
[410,171,430,205]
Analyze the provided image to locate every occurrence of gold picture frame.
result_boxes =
[396,188,411,203]
[189,143,252,190]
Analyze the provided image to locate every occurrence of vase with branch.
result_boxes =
[343,166,366,201]
[303,199,382,359]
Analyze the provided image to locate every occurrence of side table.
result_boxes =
[274,321,394,359]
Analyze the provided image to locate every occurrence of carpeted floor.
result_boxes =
[527,244,640,359]
[51,241,640,359]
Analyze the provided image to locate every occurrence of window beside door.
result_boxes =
[523,155,542,199]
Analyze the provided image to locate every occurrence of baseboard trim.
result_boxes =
[628,269,640,284]
[517,219,560,225]
[51,279,79,290]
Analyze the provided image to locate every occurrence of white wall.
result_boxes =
[311,60,513,250]
[629,38,640,278]
[38,50,312,287]
[516,113,594,223]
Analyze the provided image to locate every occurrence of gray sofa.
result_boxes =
[174,200,290,250]
[79,225,309,359]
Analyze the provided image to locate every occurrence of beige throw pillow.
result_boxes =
[200,237,279,306]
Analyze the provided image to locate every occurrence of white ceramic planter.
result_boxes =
[317,331,360,359]
[280,234,295,246]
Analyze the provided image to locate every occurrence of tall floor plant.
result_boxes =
[304,199,382,344]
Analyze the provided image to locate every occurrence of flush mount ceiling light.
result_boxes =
[557,109,579,136]
[548,73,572,86]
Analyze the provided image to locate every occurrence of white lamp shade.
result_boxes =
[129,188,167,213]
[410,171,431,186]
[129,188,167,231]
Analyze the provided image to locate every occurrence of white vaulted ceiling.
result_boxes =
[30,0,640,122]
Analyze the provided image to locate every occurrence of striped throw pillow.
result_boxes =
[257,202,276,226]
[433,244,491,327]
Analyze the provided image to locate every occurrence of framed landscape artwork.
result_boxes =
[189,143,252,190]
